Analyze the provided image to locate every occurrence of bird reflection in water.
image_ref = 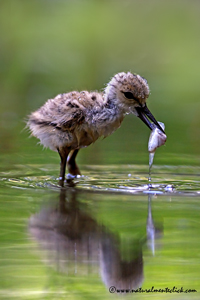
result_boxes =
[29,189,163,291]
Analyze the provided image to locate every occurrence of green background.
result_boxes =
[1,0,200,168]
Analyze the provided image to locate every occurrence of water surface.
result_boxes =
[0,164,200,299]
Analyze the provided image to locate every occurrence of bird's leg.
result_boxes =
[57,147,70,186]
[67,149,81,176]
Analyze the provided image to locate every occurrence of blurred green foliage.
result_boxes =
[0,0,200,166]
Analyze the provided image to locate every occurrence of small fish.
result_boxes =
[148,122,167,181]
[148,122,167,153]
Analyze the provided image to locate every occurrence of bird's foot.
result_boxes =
[58,175,76,187]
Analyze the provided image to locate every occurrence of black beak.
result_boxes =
[135,104,165,134]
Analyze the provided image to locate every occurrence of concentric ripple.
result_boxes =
[0,164,199,195]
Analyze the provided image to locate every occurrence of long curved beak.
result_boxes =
[135,104,165,134]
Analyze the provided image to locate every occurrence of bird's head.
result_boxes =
[105,72,165,133]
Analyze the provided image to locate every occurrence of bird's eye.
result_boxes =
[123,92,134,99]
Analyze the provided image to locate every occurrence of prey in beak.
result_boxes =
[135,104,165,134]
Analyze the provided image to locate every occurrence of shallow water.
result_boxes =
[1,164,200,195]
[0,164,200,299]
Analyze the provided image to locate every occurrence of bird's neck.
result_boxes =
[88,93,125,138]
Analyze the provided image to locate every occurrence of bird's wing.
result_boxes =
[50,110,85,132]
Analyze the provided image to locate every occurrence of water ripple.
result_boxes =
[0,164,200,196]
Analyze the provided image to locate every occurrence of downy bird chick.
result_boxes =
[27,72,165,186]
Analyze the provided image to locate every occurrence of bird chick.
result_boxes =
[27,72,165,186]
